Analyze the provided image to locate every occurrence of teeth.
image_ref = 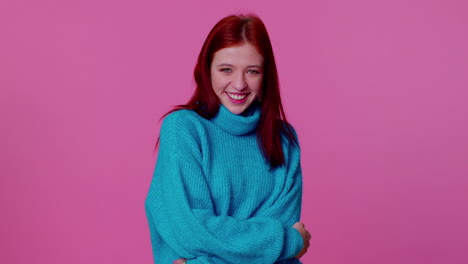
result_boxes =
[227,93,247,100]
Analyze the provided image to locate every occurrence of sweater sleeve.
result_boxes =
[145,113,303,263]
[257,128,303,227]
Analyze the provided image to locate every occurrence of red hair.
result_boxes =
[159,14,297,167]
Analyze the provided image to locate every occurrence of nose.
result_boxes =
[231,72,247,91]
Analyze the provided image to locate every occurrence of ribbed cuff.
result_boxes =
[278,227,304,261]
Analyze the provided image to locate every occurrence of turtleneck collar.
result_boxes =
[211,103,261,136]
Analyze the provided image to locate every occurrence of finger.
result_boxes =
[293,222,304,229]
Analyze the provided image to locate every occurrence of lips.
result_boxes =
[226,92,250,104]
[227,92,248,100]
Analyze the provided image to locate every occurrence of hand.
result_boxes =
[173,259,187,264]
[292,222,311,259]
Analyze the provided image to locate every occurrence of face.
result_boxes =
[210,43,264,115]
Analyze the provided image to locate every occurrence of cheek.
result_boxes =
[210,75,221,91]
[250,78,263,93]
[211,75,229,92]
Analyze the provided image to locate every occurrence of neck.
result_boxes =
[211,103,261,136]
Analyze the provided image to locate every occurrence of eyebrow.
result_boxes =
[216,63,263,68]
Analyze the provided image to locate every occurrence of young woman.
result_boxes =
[145,14,311,264]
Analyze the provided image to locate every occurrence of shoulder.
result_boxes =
[161,109,203,131]
[279,122,302,172]
[159,109,209,140]
[159,109,206,158]
[280,121,300,149]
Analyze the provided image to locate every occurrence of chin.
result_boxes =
[222,104,244,115]
[227,107,245,115]
[221,97,256,115]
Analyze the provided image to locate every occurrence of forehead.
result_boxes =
[212,43,264,66]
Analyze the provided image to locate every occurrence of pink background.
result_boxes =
[1,0,467,263]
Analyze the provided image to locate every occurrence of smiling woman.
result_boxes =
[211,43,264,114]
[145,14,311,264]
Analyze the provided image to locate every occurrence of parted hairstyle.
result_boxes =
[159,14,297,167]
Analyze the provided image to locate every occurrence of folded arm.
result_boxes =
[145,115,304,263]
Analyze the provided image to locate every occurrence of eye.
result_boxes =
[247,69,261,75]
[219,68,232,73]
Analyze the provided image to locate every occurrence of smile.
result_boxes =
[227,92,248,100]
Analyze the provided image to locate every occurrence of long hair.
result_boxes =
[158,14,297,167]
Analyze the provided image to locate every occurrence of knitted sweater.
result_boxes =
[145,103,304,264]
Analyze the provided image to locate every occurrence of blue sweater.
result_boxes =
[145,104,304,264]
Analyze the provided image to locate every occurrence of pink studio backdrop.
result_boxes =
[1,0,467,263]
